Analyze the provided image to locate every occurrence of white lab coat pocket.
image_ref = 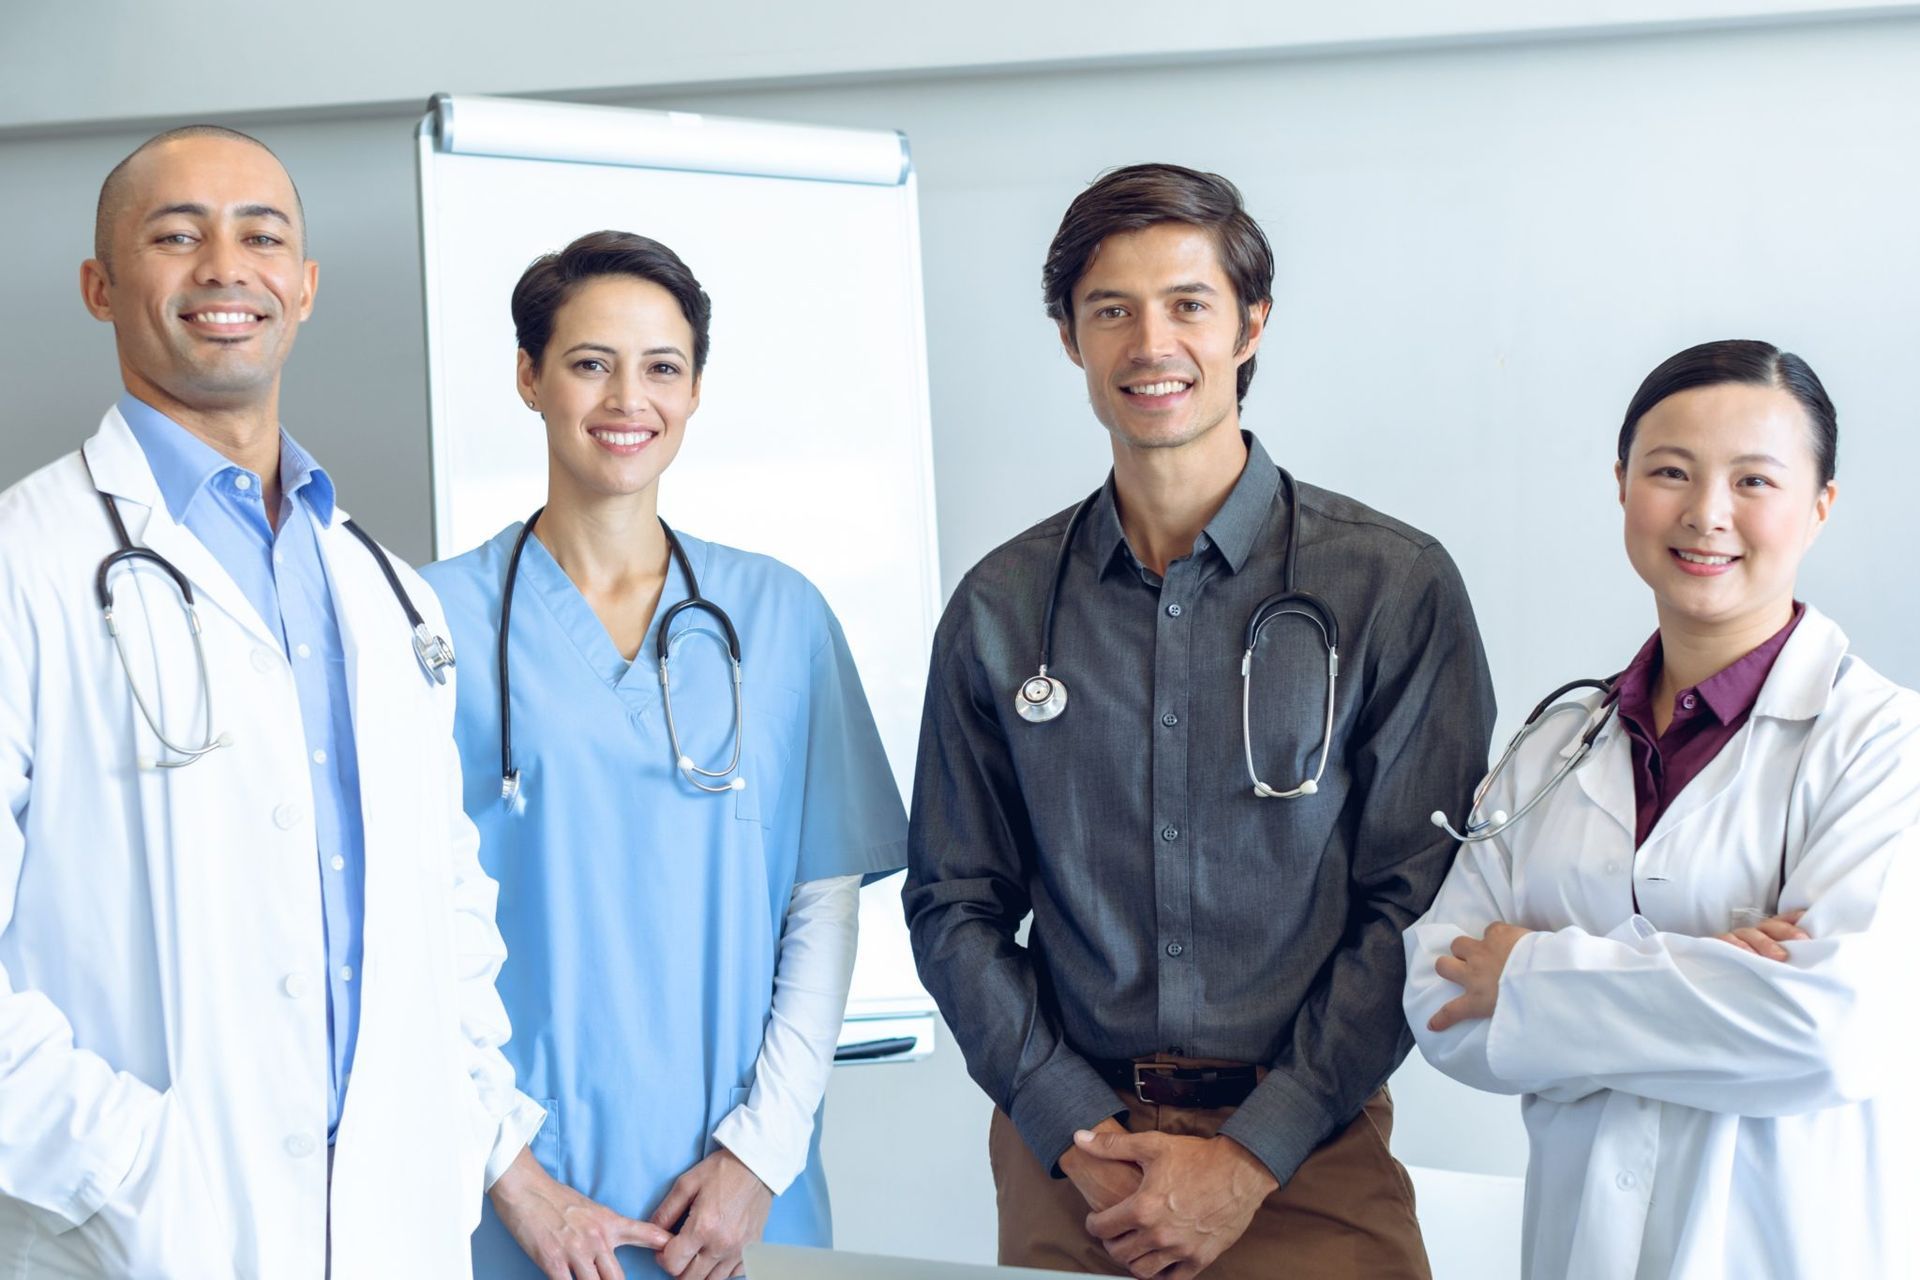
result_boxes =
[70,1092,235,1279]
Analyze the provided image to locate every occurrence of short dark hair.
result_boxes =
[511,230,712,374]
[1042,163,1274,404]
[1619,339,1837,486]
[95,124,307,271]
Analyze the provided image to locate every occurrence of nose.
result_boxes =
[604,367,647,416]
[193,235,250,290]
[1127,307,1177,365]
[1681,479,1732,534]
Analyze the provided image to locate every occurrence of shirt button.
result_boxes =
[282,973,309,998]
[234,474,254,492]
[1166,941,1185,958]
[250,648,276,673]
[273,550,284,566]
[1605,861,1621,875]
[1680,694,1698,711]
[285,1133,316,1159]
[1161,825,1179,842]
[330,855,345,872]
[1165,603,1183,617]
[1161,712,1179,728]
[295,642,312,659]
[273,803,301,830]
[339,965,354,982]
[1616,1171,1637,1191]
[312,749,327,765]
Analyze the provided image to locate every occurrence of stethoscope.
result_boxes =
[87,457,457,770]
[1016,466,1341,800]
[1429,678,1620,843]
[497,508,745,803]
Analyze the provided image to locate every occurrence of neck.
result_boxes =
[1110,419,1248,576]
[534,473,669,593]
[125,372,286,522]
[1653,596,1796,699]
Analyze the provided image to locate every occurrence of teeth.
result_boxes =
[191,311,258,324]
[594,430,654,447]
[1125,380,1191,397]
[1676,550,1734,565]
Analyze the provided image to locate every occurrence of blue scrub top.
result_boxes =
[423,524,908,1279]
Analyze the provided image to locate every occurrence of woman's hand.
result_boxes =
[648,1147,774,1280]
[1716,908,1809,961]
[489,1145,671,1280]
[1429,922,1532,1031]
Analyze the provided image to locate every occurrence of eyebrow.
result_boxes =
[561,342,689,360]
[145,202,294,228]
[1644,445,1789,467]
[1080,281,1220,306]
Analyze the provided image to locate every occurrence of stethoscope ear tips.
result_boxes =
[677,755,695,772]
[730,777,747,792]
[1296,779,1317,796]
[1489,809,1511,826]
[1428,810,1449,829]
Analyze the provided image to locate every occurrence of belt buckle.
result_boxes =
[1131,1061,1186,1106]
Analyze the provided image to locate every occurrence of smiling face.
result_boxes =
[520,274,702,507]
[1617,381,1836,635]
[80,135,315,418]
[1060,222,1266,453]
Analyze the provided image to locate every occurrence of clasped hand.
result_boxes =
[1062,1121,1277,1279]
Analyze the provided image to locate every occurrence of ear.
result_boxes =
[79,258,114,321]
[1235,299,1272,364]
[295,258,318,323]
[1057,320,1083,370]
[1805,479,1837,546]
[1614,459,1627,507]
[515,349,539,410]
[687,371,702,419]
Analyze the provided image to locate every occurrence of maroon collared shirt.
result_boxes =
[1614,602,1806,848]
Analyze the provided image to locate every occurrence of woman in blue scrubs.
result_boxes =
[423,230,908,1280]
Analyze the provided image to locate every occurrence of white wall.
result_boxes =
[5,11,1920,1271]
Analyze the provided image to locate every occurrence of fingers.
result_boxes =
[658,1225,702,1277]
[1074,1128,1152,1164]
[1085,1197,1144,1242]
[1129,1247,1186,1278]
[1715,932,1758,953]
[1754,917,1811,943]
[612,1215,673,1251]
[1428,994,1482,1032]
[1448,934,1480,961]
[650,1176,698,1232]
[1726,927,1790,961]
[1433,955,1467,984]
[1781,908,1808,925]
[592,1256,624,1280]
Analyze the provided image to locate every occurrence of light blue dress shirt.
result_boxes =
[424,525,907,1279]
[121,393,364,1137]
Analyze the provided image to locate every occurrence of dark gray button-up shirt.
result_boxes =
[905,432,1496,1184]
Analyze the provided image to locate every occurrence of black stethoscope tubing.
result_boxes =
[497,507,743,801]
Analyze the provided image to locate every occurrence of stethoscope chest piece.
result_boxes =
[1015,670,1067,723]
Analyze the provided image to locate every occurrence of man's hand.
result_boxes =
[489,1145,672,1280]
[1428,921,1532,1032]
[1058,1116,1142,1212]
[1075,1129,1277,1280]
[1716,908,1808,961]
[648,1147,774,1280]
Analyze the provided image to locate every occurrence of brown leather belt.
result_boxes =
[1090,1058,1261,1109]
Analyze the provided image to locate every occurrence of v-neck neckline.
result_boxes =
[515,523,698,695]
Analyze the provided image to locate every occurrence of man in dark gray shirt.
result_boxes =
[905,164,1495,1279]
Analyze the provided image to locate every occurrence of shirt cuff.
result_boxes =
[484,1091,549,1190]
[1006,1053,1126,1177]
[1215,1070,1344,1188]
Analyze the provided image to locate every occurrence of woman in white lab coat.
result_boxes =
[1404,339,1920,1280]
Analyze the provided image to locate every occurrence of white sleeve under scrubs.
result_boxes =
[422,525,907,1279]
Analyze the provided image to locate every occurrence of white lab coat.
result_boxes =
[1404,606,1920,1280]
[0,407,543,1278]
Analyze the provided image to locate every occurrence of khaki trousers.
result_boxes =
[991,1086,1430,1279]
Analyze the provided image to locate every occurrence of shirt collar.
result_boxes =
[1613,601,1807,733]
[1082,429,1281,579]
[118,392,335,526]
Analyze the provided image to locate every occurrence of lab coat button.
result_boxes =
[1616,1171,1637,1191]
[251,648,276,674]
[273,803,301,830]
[285,1133,316,1158]
[282,973,309,998]
[1605,861,1621,875]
